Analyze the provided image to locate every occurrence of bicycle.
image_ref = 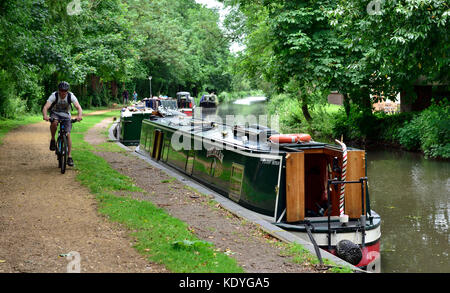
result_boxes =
[49,117,79,174]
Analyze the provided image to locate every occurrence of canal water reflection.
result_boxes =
[366,149,449,273]
[202,97,450,273]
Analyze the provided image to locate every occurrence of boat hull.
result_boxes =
[199,101,217,108]
[139,119,282,216]
[119,112,152,146]
[276,213,381,272]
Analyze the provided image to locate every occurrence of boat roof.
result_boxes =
[145,115,334,154]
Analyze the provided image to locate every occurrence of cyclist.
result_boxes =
[42,81,83,167]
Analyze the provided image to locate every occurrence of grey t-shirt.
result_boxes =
[47,92,79,117]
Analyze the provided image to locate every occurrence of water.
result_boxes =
[199,96,270,128]
[216,96,268,118]
[207,97,450,273]
[366,149,450,273]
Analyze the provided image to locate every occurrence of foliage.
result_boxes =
[226,0,449,118]
[267,93,341,142]
[218,89,265,103]
[331,104,414,143]
[330,0,449,103]
[127,0,232,98]
[224,0,350,119]
[330,99,449,159]
[397,99,450,158]
[0,0,234,118]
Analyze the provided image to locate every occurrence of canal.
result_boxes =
[202,96,450,273]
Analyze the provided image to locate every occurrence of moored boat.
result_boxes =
[116,97,184,145]
[176,91,196,116]
[117,106,153,146]
[136,111,381,272]
[199,93,218,108]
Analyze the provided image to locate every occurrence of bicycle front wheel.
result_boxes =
[57,137,62,169]
[61,135,68,174]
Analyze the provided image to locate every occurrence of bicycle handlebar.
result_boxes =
[48,117,80,123]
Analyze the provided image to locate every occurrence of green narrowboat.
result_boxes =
[118,110,153,146]
[136,112,381,272]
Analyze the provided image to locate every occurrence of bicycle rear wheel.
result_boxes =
[60,135,68,174]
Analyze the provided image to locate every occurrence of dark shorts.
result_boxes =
[50,112,72,133]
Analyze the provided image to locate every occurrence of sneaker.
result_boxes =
[50,139,56,151]
[67,157,74,167]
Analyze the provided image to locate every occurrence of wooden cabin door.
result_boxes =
[285,152,305,222]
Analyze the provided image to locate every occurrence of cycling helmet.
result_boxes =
[58,81,70,91]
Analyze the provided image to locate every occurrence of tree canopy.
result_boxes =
[223,0,449,117]
[0,0,233,117]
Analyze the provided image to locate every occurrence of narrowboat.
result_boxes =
[116,99,182,145]
[176,91,196,116]
[136,111,381,272]
[199,94,218,108]
[117,107,153,146]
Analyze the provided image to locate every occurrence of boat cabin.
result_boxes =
[199,94,218,108]
[176,92,195,109]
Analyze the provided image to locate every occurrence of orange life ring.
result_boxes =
[269,134,299,143]
[269,133,312,143]
[290,133,312,143]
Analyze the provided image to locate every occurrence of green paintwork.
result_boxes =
[120,113,152,146]
[139,119,282,217]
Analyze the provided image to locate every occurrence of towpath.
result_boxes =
[0,111,317,273]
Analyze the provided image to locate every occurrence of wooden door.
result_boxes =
[285,152,305,222]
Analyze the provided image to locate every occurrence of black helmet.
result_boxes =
[58,81,70,91]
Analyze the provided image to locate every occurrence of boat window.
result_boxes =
[140,127,147,150]
[151,129,164,160]
[186,150,195,175]
[229,163,244,202]
[161,135,170,162]
[145,129,152,152]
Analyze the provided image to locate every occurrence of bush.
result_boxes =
[331,106,380,142]
[397,99,450,159]
[0,70,27,119]
[267,93,339,142]
[331,104,416,146]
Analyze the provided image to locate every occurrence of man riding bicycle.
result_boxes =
[42,81,83,167]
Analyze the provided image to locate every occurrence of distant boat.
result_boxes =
[199,94,218,108]
[176,91,196,116]
[136,111,382,272]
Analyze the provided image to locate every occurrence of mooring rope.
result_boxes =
[335,139,347,216]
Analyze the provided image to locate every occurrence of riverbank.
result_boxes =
[267,94,449,160]
[82,112,349,272]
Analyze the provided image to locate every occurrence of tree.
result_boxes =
[224,0,347,121]
[330,0,449,110]
[226,0,449,118]
[126,0,232,97]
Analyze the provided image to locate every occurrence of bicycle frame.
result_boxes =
[49,117,77,174]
